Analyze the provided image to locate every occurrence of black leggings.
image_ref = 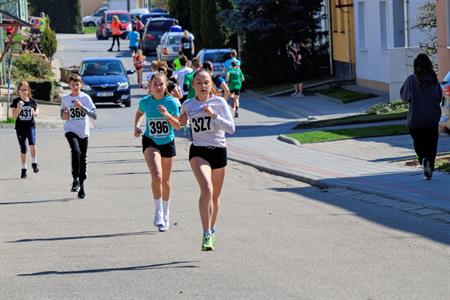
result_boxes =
[409,127,439,170]
[65,132,89,182]
[110,35,120,50]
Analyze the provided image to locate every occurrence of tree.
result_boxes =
[189,0,203,49]
[152,0,169,11]
[168,0,191,31]
[29,0,82,33]
[220,0,326,86]
[40,26,58,60]
[200,0,227,48]
[414,1,436,57]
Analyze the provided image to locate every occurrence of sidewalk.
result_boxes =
[228,91,450,213]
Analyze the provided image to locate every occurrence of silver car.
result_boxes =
[156,32,194,62]
[195,49,233,77]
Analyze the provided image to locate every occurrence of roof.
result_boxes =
[0,9,32,27]
[82,57,122,62]
[104,10,129,14]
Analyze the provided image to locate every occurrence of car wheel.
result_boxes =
[96,31,101,40]
[86,22,96,27]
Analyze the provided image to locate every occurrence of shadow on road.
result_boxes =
[7,230,155,243]
[90,158,144,164]
[17,261,199,276]
[271,185,450,246]
[0,198,76,206]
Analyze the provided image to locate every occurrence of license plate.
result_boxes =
[97,92,114,97]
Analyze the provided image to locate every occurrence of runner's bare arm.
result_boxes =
[134,110,144,137]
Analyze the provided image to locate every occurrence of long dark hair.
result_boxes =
[413,53,437,84]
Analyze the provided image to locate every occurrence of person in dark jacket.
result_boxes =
[400,53,442,180]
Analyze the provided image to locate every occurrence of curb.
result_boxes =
[228,149,450,214]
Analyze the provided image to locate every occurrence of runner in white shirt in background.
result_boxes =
[180,69,235,251]
[60,74,97,199]
[174,56,192,104]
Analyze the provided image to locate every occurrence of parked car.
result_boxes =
[96,10,131,40]
[440,71,450,131]
[82,6,109,27]
[156,32,194,62]
[195,49,234,77]
[141,12,171,25]
[129,8,149,19]
[142,17,175,54]
[79,58,134,107]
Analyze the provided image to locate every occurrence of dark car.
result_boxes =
[440,71,450,131]
[79,58,134,107]
[141,12,171,25]
[96,10,131,40]
[142,17,175,54]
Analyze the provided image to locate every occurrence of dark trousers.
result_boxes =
[110,35,120,50]
[65,132,89,182]
[409,127,439,170]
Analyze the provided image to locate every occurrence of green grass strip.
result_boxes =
[83,27,97,34]
[0,117,15,124]
[287,124,409,144]
[294,111,407,130]
[321,87,377,103]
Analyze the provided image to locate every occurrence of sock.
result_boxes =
[154,198,162,213]
[203,229,211,237]
[21,163,27,169]
[32,157,37,164]
[163,199,170,216]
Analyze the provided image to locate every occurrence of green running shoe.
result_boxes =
[211,232,216,246]
[201,235,214,251]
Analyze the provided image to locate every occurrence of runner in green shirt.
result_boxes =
[226,61,245,118]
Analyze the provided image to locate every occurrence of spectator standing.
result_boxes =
[169,20,182,32]
[286,38,304,97]
[179,30,195,60]
[400,53,443,180]
[108,16,122,52]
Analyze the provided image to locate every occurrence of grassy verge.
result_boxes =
[83,27,97,34]
[287,125,408,144]
[435,156,450,173]
[0,117,15,124]
[319,86,377,103]
[252,83,294,96]
[294,111,407,130]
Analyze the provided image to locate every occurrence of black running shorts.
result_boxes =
[189,144,227,169]
[142,135,176,158]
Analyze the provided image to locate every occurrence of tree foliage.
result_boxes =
[220,0,327,86]
[40,26,58,60]
[168,0,191,30]
[414,1,436,57]
[29,0,82,33]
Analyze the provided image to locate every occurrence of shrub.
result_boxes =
[11,53,53,81]
[41,27,58,60]
[367,99,409,114]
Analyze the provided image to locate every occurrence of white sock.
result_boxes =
[163,199,170,216]
[154,198,162,213]
[21,163,27,169]
[32,157,37,164]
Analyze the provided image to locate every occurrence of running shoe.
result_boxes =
[291,91,298,97]
[32,163,39,173]
[201,235,214,251]
[71,179,80,192]
[78,185,85,199]
[211,232,216,246]
[296,92,305,98]
[107,48,113,52]
[234,111,239,118]
[422,158,432,180]
[21,168,27,179]
[153,210,164,227]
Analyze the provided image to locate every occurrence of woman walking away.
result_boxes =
[61,74,97,199]
[10,80,39,178]
[108,15,122,52]
[180,70,235,251]
[134,72,181,232]
[133,49,145,88]
[400,53,442,180]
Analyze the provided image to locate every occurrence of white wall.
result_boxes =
[354,0,429,96]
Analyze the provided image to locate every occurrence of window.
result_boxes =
[358,1,366,49]
[393,0,405,47]
[380,1,388,50]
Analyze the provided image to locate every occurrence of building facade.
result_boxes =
[437,0,450,80]
[353,0,429,99]
[79,0,106,17]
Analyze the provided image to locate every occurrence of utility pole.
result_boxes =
[127,0,131,11]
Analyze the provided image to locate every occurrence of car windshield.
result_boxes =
[81,61,123,76]
[204,52,231,63]
[106,14,129,23]
[166,35,182,45]
[146,20,173,32]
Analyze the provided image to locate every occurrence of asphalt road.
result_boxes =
[0,34,449,299]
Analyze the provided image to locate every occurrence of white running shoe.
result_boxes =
[296,92,305,97]
[159,214,169,232]
[153,210,164,227]
[291,91,298,97]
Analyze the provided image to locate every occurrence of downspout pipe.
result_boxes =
[404,0,409,48]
